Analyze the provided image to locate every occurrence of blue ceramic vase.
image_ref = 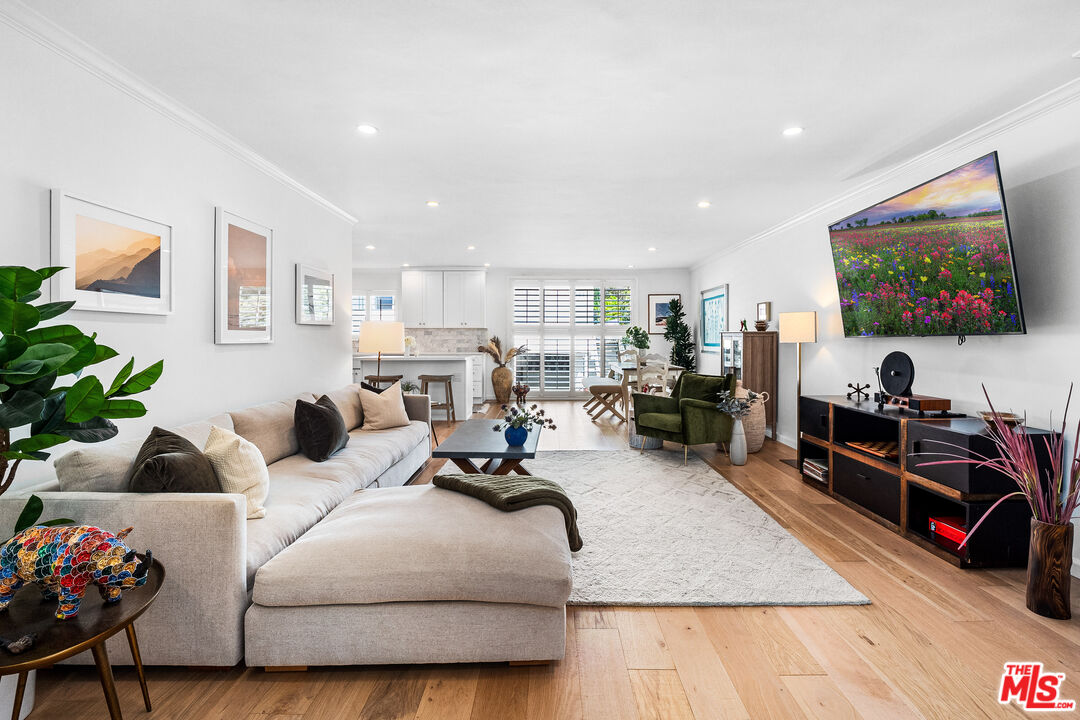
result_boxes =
[504,426,528,446]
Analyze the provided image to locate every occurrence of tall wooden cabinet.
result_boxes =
[720,331,778,438]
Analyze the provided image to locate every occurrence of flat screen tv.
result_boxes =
[829,152,1025,338]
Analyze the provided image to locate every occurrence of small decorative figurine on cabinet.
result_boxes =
[0,525,152,620]
[846,382,871,401]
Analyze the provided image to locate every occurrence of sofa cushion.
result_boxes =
[230,393,315,465]
[54,412,234,492]
[295,395,350,462]
[203,425,270,519]
[637,412,682,434]
[323,384,363,431]
[252,484,573,609]
[129,427,220,493]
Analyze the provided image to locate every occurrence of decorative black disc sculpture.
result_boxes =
[880,351,915,397]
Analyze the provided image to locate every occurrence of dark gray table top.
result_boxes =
[432,419,541,459]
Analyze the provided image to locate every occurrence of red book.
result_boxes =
[929,516,967,544]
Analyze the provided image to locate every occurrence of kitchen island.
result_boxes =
[353,354,486,414]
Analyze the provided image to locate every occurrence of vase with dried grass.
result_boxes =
[477,336,527,405]
[919,384,1079,620]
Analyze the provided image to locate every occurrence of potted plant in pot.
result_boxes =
[0,265,162,717]
[492,404,556,446]
[715,389,762,466]
[919,385,1079,620]
[477,336,526,405]
[622,326,650,360]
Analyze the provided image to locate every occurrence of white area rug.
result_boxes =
[439,450,869,606]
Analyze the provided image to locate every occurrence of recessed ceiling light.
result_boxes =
[466,245,476,251]
[483,262,491,267]
[782,126,804,137]
[697,200,711,209]
[402,263,410,267]
[426,200,439,207]
[627,264,635,269]
[365,244,376,250]
[356,124,379,135]
[647,247,657,252]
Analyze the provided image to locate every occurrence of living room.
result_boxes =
[1,1,1079,718]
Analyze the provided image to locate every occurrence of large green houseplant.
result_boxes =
[0,265,163,498]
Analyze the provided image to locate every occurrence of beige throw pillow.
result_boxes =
[203,425,269,519]
[358,381,411,430]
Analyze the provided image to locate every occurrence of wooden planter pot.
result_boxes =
[1026,519,1074,620]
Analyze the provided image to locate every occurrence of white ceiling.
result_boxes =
[24,0,1080,269]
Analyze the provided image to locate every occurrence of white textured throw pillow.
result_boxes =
[358,381,411,430]
[203,425,269,519]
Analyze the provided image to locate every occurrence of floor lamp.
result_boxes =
[356,321,405,379]
[778,311,817,469]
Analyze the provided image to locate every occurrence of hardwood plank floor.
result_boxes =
[30,400,1080,719]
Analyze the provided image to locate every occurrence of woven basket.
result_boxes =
[735,381,769,453]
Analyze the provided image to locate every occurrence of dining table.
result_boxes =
[607,361,685,417]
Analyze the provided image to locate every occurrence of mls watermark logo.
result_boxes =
[999,663,1076,712]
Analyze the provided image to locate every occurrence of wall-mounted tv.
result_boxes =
[829,152,1025,338]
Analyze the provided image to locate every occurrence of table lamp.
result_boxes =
[356,321,405,377]
[779,311,817,454]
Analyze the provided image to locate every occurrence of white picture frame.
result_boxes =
[295,264,334,325]
[215,207,273,344]
[647,293,680,335]
[50,189,173,315]
[700,284,728,353]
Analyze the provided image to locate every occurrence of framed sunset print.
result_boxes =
[647,293,680,334]
[296,264,334,325]
[50,189,173,314]
[215,208,273,344]
[700,284,728,353]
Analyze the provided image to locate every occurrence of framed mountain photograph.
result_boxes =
[50,189,173,314]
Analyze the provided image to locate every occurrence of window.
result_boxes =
[512,278,633,396]
[351,293,396,334]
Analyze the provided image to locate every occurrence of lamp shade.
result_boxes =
[356,321,405,354]
[778,311,817,343]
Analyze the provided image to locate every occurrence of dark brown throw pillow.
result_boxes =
[128,427,221,493]
[295,395,350,462]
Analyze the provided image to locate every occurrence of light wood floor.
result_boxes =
[31,401,1080,719]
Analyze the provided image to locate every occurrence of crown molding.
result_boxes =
[691,76,1080,271]
[0,1,358,225]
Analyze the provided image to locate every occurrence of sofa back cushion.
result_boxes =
[54,412,234,492]
[323,384,363,431]
[229,393,315,465]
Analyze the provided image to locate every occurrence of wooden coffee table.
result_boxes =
[0,559,164,720]
[432,419,540,475]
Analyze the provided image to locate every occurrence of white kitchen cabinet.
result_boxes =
[443,270,487,328]
[400,270,444,327]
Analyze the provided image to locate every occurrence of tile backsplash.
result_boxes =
[405,327,488,354]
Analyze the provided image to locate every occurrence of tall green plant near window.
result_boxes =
[0,266,163,496]
[664,297,696,371]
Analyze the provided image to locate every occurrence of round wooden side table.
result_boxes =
[0,559,164,720]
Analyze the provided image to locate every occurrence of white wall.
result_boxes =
[1,22,355,486]
[352,266,692,397]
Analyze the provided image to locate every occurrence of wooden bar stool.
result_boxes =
[364,374,403,389]
[419,374,456,422]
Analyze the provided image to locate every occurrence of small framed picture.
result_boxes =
[215,208,273,344]
[295,264,334,325]
[647,293,680,334]
[50,189,173,315]
[757,301,771,322]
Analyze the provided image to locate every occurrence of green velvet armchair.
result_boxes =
[632,372,735,462]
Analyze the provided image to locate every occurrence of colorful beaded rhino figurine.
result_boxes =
[0,525,151,620]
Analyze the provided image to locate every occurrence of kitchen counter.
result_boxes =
[353,354,487,413]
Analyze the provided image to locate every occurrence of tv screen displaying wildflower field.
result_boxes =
[829,152,1024,337]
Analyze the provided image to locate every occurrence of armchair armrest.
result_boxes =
[679,398,733,445]
[632,393,679,416]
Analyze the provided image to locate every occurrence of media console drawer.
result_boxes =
[832,453,901,525]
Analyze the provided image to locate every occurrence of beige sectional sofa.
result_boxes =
[0,385,433,667]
